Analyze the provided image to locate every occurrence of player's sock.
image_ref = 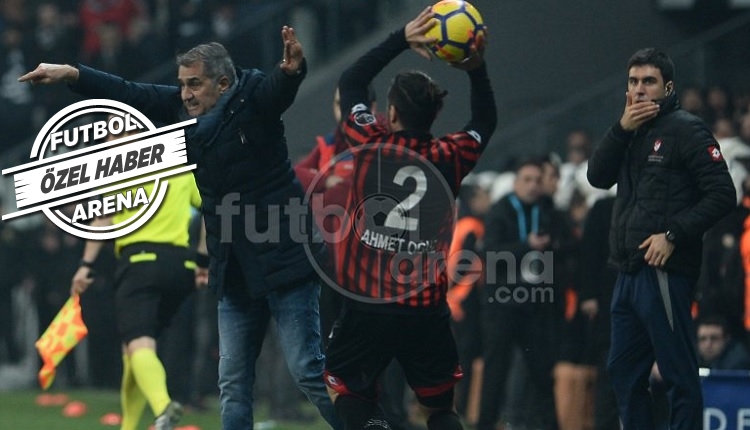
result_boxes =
[334,395,389,430]
[427,410,463,430]
[120,353,147,430]
[130,348,171,417]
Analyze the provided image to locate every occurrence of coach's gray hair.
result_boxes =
[176,42,237,86]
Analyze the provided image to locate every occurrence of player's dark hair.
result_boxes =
[387,71,447,132]
[627,48,674,84]
[176,42,237,86]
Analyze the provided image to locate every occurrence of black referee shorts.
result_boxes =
[114,243,195,344]
[324,305,463,408]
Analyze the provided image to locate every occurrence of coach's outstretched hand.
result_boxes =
[405,6,438,60]
[19,63,79,85]
[279,26,304,76]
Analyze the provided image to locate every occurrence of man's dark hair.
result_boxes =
[540,153,561,176]
[387,71,447,132]
[176,42,237,86]
[627,48,675,84]
[513,156,544,174]
[697,314,730,335]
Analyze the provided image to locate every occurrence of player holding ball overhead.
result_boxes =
[323,5,496,430]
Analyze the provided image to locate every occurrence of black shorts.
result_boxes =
[324,305,462,408]
[114,243,195,343]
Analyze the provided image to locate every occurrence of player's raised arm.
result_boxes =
[459,37,497,150]
[338,7,437,116]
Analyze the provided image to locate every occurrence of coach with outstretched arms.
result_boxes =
[19,28,340,430]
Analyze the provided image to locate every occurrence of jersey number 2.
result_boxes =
[384,166,426,231]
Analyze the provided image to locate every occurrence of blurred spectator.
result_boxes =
[713,117,737,140]
[30,2,80,64]
[734,92,750,121]
[739,112,750,146]
[696,176,750,339]
[555,129,607,210]
[478,158,562,430]
[567,189,589,239]
[489,158,517,203]
[713,117,750,204]
[555,130,591,209]
[122,15,161,78]
[696,315,750,370]
[211,2,234,41]
[706,84,734,126]
[578,196,620,430]
[27,218,87,387]
[168,0,212,54]
[0,196,24,364]
[88,21,125,73]
[79,0,147,62]
[0,25,34,153]
[0,0,27,30]
[84,17,156,80]
[542,156,595,430]
[0,273,38,391]
[564,130,592,166]
[28,2,80,119]
[541,153,561,199]
[680,85,708,120]
[448,180,491,423]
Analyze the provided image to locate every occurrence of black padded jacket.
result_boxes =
[587,93,735,280]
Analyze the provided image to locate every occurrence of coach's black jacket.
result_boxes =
[72,62,323,298]
[587,93,735,280]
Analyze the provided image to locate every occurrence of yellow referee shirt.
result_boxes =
[113,172,201,254]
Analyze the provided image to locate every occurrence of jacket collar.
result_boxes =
[655,92,680,118]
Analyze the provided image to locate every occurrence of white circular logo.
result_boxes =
[1,99,197,239]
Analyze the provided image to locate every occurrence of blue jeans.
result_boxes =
[218,280,342,430]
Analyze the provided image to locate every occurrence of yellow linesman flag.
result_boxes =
[35,295,88,390]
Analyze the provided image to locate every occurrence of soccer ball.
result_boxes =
[425,0,485,63]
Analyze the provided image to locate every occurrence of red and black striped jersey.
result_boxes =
[331,29,496,312]
[334,104,483,310]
